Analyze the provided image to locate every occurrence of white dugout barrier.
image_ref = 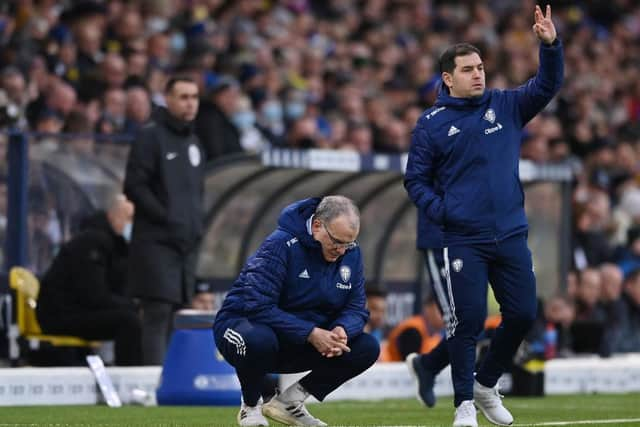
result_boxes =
[0,355,639,406]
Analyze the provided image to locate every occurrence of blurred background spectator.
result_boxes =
[191,281,216,312]
[364,289,387,345]
[381,295,444,362]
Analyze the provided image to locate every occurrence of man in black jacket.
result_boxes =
[124,75,205,365]
[37,194,142,366]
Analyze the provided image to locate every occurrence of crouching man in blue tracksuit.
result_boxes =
[214,196,379,427]
[404,5,562,427]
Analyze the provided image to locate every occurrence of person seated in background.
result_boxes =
[381,295,444,362]
[191,281,216,312]
[570,268,609,355]
[36,193,142,366]
[599,263,624,311]
[543,294,576,357]
[610,268,640,353]
[616,226,640,278]
[364,289,387,344]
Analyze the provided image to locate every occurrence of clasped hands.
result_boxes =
[307,326,351,358]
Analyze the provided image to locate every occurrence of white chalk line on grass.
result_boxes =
[513,418,640,426]
[304,420,640,427]
[5,421,640,427]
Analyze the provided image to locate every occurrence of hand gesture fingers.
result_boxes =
[309,327,350,357]
[322,342,351,358]
[534,5,543,25]
[532,4,556,44]
[330,327,348,343]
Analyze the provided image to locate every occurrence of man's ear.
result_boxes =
[442,72,453,89]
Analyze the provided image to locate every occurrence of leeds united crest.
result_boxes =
[339,265,351,283]
[483,108,496,123]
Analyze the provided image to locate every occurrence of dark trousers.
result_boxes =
[418,249,451,375]
[41,308,143,366]
[214,318,379,406]
[438,233,537,406]
[140,300,175,365]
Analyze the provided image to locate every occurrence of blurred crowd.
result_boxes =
[1,0,640,358]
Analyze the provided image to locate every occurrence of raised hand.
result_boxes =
[532,4,556,45]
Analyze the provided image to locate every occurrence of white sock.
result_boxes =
[278,382,309,403]
[242,396,263,407]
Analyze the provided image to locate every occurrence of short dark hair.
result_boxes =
[439,43,482,74]
[165,75,196,93]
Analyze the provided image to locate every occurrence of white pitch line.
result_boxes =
[327,421,640,427]
[514,418,640,426]
[306,423,640,427]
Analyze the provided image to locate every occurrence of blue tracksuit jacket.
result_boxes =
[405,41,564,246]
[214,198,368,345]
[417,179,444,250]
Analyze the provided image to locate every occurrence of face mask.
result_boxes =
[147,17,168,34]
[122,222,132,243]
[285,101,305,120]
[262,101,283,123]
[170,33,186,53]
[231,111,256,130]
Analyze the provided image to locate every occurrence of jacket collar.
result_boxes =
[156,107,194,136]
[435,82,490,109]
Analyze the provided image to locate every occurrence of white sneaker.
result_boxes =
[473,380,514,426]
[237,401,269,427]
[453,400,478,427]
[262,396,327,426]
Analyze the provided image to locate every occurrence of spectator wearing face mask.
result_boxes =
[283,89,308,125]
[231,95,269,152]
[255,95,285,146]
[36,193,142,366]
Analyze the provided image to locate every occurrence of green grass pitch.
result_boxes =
[0,393,639,426]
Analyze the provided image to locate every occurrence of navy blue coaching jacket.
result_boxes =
[405,41,564,247]
[214,198,368,346]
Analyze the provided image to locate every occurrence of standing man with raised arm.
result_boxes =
[404,5,563,427]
